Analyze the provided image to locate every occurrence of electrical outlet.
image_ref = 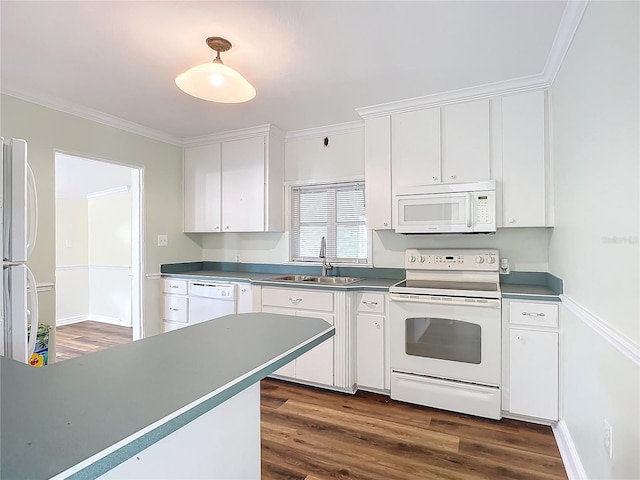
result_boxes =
[234,254,241,262]
[604,419,613,459]
[157,235,168,247]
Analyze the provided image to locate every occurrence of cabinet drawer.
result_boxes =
[262,287,333,312]
[163,278,187,295]
[509,301,558,328]
[357,293,385,314]
[163,295,188,323]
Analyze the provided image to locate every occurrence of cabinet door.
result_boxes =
[221,137,265,232]
[443,100,490,183]
[294,311,334,386]
[356,314,385,390]
[391,108,441,189]
[236,283,253,314]
[501,90,547,227]
[262,306,296,378]
[184,144,221,232]
[364,116,392,230]
[509,328,558,420]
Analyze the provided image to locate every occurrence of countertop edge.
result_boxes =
[60,326,335,479]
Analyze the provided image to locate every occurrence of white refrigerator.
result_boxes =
[0,137,40,364]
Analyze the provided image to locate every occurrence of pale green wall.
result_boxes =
[1,94,201,341]
[88,192,131,267]
[549,1,639,478]
[55,198,88,266]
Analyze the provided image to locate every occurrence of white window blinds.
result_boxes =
[291,181,367,263]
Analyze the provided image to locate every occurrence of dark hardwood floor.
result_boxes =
[261,379,567,480]
[55,321,132,361]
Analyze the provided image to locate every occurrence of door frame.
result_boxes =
[54,151,145,340]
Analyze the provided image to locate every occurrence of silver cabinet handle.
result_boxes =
[169,285,179,289]
[521,312,545,317]
[289,297,302,305]
[362,301,378,307]
[169,307,179,312]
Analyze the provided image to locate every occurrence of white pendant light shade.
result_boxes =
[175,37,256,103]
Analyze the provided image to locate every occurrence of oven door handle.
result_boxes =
[390,293,501,308]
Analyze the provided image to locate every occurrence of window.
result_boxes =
[290,181,367,264]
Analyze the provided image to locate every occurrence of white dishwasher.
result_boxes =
[188,281,236,324]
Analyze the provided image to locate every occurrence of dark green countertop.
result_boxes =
[1,313,333,479]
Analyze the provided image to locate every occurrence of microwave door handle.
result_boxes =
[466,193,472,228]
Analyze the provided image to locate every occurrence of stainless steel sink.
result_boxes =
[266,275,362,285]
[301,276,362,285]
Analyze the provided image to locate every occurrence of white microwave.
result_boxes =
[394,181,496,234]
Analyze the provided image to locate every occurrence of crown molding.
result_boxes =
[542,0,589,85]
[285,120,364,142]
[355,74,550,119]
[1,87,183,146]
[181,124,284,147]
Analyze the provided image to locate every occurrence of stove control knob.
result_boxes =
[475,255,485,264]
[418,256,426,263]
[486,256,496,265]
[409,255,417,263]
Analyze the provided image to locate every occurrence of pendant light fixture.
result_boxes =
[175,36,256,103]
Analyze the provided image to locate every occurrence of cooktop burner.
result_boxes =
[393,279,499,292]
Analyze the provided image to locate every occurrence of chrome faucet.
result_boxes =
[319,236,333,277]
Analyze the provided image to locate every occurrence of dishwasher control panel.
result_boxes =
[189,281,236,300]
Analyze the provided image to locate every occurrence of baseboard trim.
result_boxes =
[553,420,588,480]
[561,294,640,366]
[57,315,89,326]
[56,315,132,327]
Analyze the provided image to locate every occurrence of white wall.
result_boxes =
[202,129,552,269]
[1,94,202,345]
[548,1,639,478]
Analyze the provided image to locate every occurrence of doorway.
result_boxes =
[54,153,143,360]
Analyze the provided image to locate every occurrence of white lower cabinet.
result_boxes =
[261,288,335,387]
[355,293,388,391]
[503,299,559,421]
[162,279,188,332]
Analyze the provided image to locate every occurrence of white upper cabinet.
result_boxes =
[184,144,222,233]
[364,116,392,230]
[390,100,490,193]
[183,125,285,233]
[442,100,490,183]
[391,108,441,189]
[499,90,550,227]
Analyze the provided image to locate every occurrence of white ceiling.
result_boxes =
[55,154,132,199]
[1,1,568,142]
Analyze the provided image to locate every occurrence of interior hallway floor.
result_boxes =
[55,321,132,361]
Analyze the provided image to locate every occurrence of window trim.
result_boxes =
[286,177,371,266]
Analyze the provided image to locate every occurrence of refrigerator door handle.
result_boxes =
[25,266,39,358]
[26,163,38,259]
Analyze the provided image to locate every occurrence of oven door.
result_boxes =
[389,294,501,386]
[395,193,472,233]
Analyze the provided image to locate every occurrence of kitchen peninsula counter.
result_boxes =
[0,313,334,479]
